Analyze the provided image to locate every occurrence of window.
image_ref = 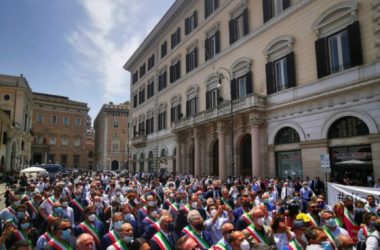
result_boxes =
[186,97,197,116]
[229,8,249,44]
[170,61,181,83]
[171,28,181,49]
[73,155,79,168]
[113,120,119,128]
[146,117,154,135]
[158,71,167,91]
[133,94,138,108]
[61,155,67,165]
[206,88,220,109]
[49,135,56,145]
[263,0,290,23]
[158,111,166,131]
[328,116,369,139]
[73,137,81,146]
[205,30,220,60]
[63,116,69,126]
[36,135,44,145]
[161,41,167,58]
[186,47,198,73]
[133,124,137,137]
[266,53,296,94]
[185,11,198,35]
[275,127,300,145]
[3,94,10,101]
[75,118,81,127]
[170,104,182,123]
[138,121,145,135]
[50,115,57,125]
[139,88,145,104]
[231,71,253,100]
[148,54,155,70]
[147,81,154,99]
[48,154,55,163]
[132,71,138,85]
[61,136,68,146]
[112,140,119,152]
[205,0,219,18]
[139,63,146,78]
[37,114,43,123]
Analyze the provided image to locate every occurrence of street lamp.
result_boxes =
[217,67,235,177]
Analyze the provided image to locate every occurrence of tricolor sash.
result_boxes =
[306,213,319,227]
[288,239,304,250]
[343,208,360,242]
[15,230,27,240]
[79,221,100,246]
[166,200,179,213]
[323,226,337,249]
[365,205,376,213]
[107,230,120,244]
[46,197,56,207]
[47,237,73,250]
[43,232,54,242]
[362,226,368,237]
[245,225,269,246]
[7,206,16,216]
[112,239,129,250]
[26,201,38,216]
[140,206,148,215]
[214,241,230,250]
[143,216,160,231]
[335,218,343,228]
[241,212,254,226]
[182,226,209,250]
[181,204,191,213]
[71,199,84,212]
[221,198,233,210]
[151,231,172,250]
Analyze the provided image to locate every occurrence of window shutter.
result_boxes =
[286,52,296,88]
[163,71,167,88]
[205,38,210,60]
[347,21,363,67]
[194,47,198,68]
[163,112,166,129]
[178,28,181,42]
[150,118,154,133]
[231,78,237,100]
[186,100,190,117]
[171,34,174,49]
[177,61,181,80]
[146,120,149,134]
[266,62,275,95]
[215,0,219,9]
[204,0,209,18]
[170,65,174,83]
[194,11,198,28]
[206,91,210,109]
[263,0,272,23]
[185,18,189,35]
[186,53,190,73]
[229,19,236,44]
[217,88,221,105]
[245,71,253,95]
[315,37,329,78]
[282,0,290,10]
[215,30,220,54]
[170,107,174,123]
[243,8,249,35]
[195,96,198,114]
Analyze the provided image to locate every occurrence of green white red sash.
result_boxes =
[107,230,120,243]
[143,216,160,231]
[7,206,16,216]
[288,239,303,250]
[362,226,368,237]
[214,240,230,250]
[335,218,343,228]
[46,197,56,207]
[79,221,100,246]
[344,208,358,226]
[166,200,179,213]
[15,230,27,240]
[47,237,73,250]
[71,199,84,212]
[241,212,254,226]
[140,206,148,215]
[43,232,54,242]
[181,204,191,213]
[182,226,209,250]
[306,213,319,226]
[151,231,172,250]
[221,198,233,210]
[343,208,360,242]
[26,201,38,215]
[365,205,375,213]
[245,225,269,246]
[323,226,336,249]
[112,239,129,250]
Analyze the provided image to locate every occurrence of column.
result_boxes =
[370,135,380,181]
[177,141,182,174]
[181,142,187,173]
[194,128,201,177]
[217,122,226,180]
[251,122,261,177]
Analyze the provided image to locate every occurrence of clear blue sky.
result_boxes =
[0,0,174,121]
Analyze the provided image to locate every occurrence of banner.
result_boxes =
[327,182,380,206]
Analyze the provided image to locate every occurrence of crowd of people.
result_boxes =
[0,171,379,250]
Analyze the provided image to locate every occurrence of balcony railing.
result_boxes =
[132,134,147,148]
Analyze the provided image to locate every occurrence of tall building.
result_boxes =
[85,115,95,170]
[94,102,129,171]
[124,0,380,184]
[0,74,33,173]
[31,92,89,169]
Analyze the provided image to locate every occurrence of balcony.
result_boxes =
[173,93,266,131]
[132,134,147,148]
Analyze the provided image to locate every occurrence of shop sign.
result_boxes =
[320,154,331,168]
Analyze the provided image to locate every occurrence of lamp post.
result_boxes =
[217,67,235,177]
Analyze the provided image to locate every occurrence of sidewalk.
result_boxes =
[0,183,7,210]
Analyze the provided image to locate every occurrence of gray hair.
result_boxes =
[187,210,202,224]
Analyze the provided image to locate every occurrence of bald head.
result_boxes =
[76,233,95,250]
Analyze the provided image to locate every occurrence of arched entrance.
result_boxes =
[148,151,154,172]
[240,134,251,176]
[189,144,195,174]
[111,160,119,171]
[10,142,16,171]
[212,140,219,176]
[132,155,137,173]
[139,153,145,172]
[0,156,4,176]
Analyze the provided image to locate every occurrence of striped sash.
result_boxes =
[182,226,209,250]
[143,216,160,231]
[48,237,73,250]
[214,241,230,250]
[46,196,56,206]
[79,221,100,246]
[140,206,148,215]
[7,206,16,216]
[26,201,38,215]
[306,213,319,226]
[15,230,27,240]
[241,212,254,226]
[152,231,172,250]
[288,239,303,250]
[71,199,84,212]
[107,230,120,244]
[112,240,129,250]
[245,225,269,246]
[323,226,337,249]
[343,208,358,226]
[181,204,191,213]
[166,200,179,213]
[221,198,233,210]
[43,232,54,242]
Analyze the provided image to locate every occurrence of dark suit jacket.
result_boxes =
[174,207,207,235]
[140,218,160,240]
[100,230,120,250]
[180,228,213,249]
[74,220,105,248]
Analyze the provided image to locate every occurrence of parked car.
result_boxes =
[35,164,68,176]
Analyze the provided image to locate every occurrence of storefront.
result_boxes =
[276,150,303,179]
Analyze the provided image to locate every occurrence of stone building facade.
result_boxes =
[124,0,380,184]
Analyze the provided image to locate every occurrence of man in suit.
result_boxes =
[101,212,123,250]
[150,214,178,250]
[181,210,213,250]
[311,177,325,196]
[175,194,207,235]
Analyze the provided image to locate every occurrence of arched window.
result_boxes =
[275,127,300,145]
[231,58,252,100]
[328,116,369,139]
[139,153,145,172]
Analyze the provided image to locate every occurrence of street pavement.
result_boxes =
[0,183,7,211]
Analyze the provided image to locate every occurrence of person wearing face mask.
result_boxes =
[166,191,182,220]
[70,189,87,225]
[181,210,212,249]
[150,215,178,250]
[60,197,74,226]
[213,222,235,250]
[342,196,360,243]
[236,203,256,231]
[205,204,234,244]
[26,193,43,226]
[242,208,275,249]
[106,222,134,250]
[305,202,322,227]
[140,204,161,240]
[74,206,105,250]
[288,220,309,250]
[39,186,64,221]
[43,219,76,250]
[4,216,38,249]
[365,195,377,214]
[137,194,156,228]
[357,212,377,242]
[0,195,22,222]
[101,212,123,250]
[317,196,332,212]
[305,226,333,250]
[271,214,294,250]
[121,204,138,238]
[321,210,349,249]
[230,231,250,250]
[126,190,141,217]
[300,182,313,212]
[93,195,108,227]
[232,194,252,225]
[175,194,207,235]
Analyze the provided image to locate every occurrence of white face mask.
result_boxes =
[256,217,265,226]
[191,202,198,209]
[210,209,217,217]
[240,239,250,250]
